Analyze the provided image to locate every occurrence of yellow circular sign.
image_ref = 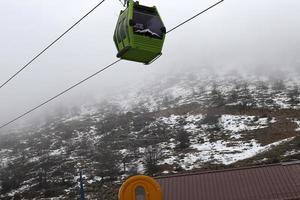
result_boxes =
[119,175,162,200]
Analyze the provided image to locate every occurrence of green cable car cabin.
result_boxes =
[113,0,166,64]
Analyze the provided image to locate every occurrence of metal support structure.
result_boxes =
[124,0,130,7]
[80,171,85,200]
[118,0,129,7]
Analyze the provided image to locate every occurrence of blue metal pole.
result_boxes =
[80,171,85,200]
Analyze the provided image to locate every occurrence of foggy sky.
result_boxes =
[0,0,300,130]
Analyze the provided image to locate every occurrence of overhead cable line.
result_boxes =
[117,0,125,7]
[0,0,106,90]
[167,0,224,34]
[0,0,224,129]
[0,59,121,129]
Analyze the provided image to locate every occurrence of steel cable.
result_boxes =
[0,0,225,129]
[167,0,224,34]
[0,59,121,129]
[0,0,107,90]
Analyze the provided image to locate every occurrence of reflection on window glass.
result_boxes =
[119,18,127,41]
[133,9,164,39]
[117,21,122,42]
[135,186,146,200]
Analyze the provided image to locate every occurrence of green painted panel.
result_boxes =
[113,0,166,64]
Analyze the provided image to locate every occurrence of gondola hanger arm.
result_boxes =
[118,0,129,7]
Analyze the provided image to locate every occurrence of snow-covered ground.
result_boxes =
[284,149,299,157]
[0,149,17,168]
[292,119,300,131]
[160,114,275,136]
[1,69,300,198]
[7,185,30,197]
[62,105,100,123]
[160,137,295,169]
[156,113,292,170]
[49,147,66,156]
[220,115,275,133]
[220,115,277,140]
[160,115,182,127]
[105,68,300,113]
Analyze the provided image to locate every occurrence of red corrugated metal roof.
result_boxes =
[156,162,300,200]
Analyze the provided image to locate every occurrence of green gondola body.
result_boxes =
[113,0,166,64]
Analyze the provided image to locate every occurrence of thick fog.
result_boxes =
[0,0,300,131]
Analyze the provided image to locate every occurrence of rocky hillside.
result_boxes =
[0,69,299,199]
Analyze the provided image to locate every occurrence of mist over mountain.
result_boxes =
[1,68,299,199]
[1,0,300,199]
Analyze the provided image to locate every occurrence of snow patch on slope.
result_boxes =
[220,115,275,133]
[161,137,294,169]
[292,119,300,131]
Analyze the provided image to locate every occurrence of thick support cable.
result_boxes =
[0,0,106,90]
[0,0,225,129]
[167,0,224,34]
[0,59,121,129]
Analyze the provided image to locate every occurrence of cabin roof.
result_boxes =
[156,161,300,200]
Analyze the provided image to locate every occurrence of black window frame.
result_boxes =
[132,8,164,39]
[119,17,127,41]
[116,19,122,43]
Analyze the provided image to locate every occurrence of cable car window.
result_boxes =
[119,18,127,41]
[135,186,146,200]
[116,21,122,42]
[125,17,129,42]
[118,20,124,41]
[133,9,164,39]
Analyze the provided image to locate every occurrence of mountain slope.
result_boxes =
[0,69,300,199]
